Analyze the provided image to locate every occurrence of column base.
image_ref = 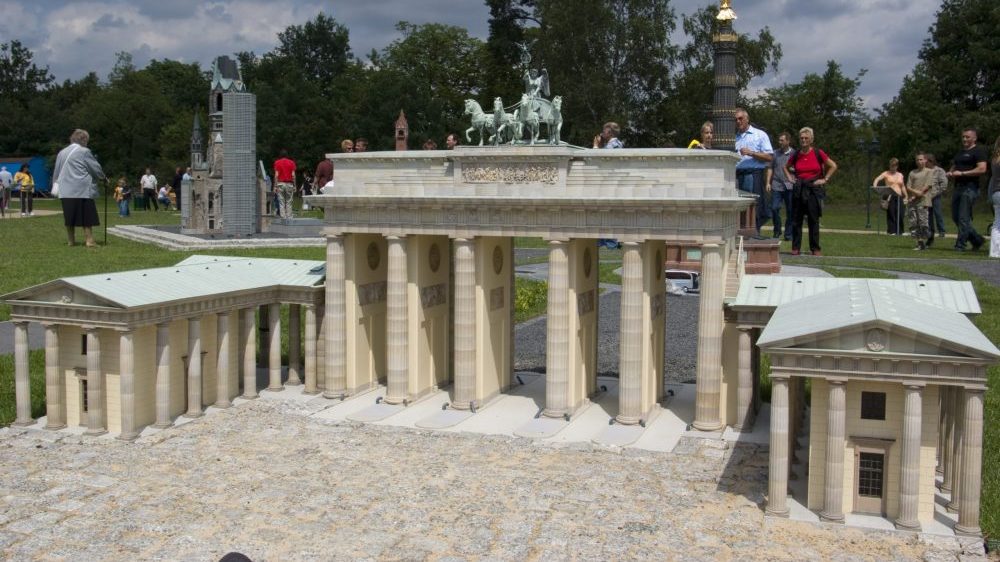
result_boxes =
[323,389,347,400]
[83,428,108,437]
[615,414,641,425]
[11,420,34,427]
[893,519,920,532]
[265,385,284,392]
[285,379,302,387]
[946,502,959,514]
[450,401,472,411]
[213,402,232,409]
[151,421,173,429]
[692,420,724,432]
[543,408,569,420]
[954,524,982,537]
[765,506,789,518]
[243,393,259,400]
[116,433,139,442]
[940,483,952,493]
[818,512,844,524]
[183,411,204,419]
[302,390,321,396]
[44,423,67,431]
[935,467,944,475]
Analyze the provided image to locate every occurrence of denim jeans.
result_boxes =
[992,191,1000,233]
[117,199,129,217]
[929,195,946,235]
[952,186,984,248]
[769,189,793,239]
[737,169,770,233]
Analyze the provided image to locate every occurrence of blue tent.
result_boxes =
[0,156,51,194]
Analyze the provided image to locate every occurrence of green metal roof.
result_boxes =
[757,280,1000,359]
[2,255,324,309]
[732,275,981,314]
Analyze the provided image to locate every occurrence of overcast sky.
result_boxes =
[4,0,942,111]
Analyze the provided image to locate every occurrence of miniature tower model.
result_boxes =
[190,113,204,170]
[222,91,257,236]
[395,110,409,151]
[711,0,738,151]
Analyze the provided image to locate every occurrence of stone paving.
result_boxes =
[0,400,985,561]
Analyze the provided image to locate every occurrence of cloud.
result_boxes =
[5,0,939,110]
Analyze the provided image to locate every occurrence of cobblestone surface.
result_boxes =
[0,401,983,561]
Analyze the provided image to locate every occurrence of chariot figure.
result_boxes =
[523,68,550,100]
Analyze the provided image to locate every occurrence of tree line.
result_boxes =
[0,0,995,203]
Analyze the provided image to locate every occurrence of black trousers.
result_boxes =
[886,193,904,234]
[792,183,822,252]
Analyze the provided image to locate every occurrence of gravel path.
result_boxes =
[0,401,981,561]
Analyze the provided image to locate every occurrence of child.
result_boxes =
[114,178,131,217]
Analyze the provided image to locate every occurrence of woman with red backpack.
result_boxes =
[784,127,838,256]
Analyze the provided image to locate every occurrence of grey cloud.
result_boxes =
[131,0,208,20]
[92,13,127,30]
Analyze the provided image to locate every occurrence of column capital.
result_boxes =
[326,232,345,241]
[620,240,641,248]
[385,234,407,241]
[962,387,986,397]
[903,382,925,390]
[827,378,848,386]
[544,237,570,244]
[40,322,60,329]
[451,236,475,243]
[12,320,28,327]
[217,310,230,318]
[770,374,790,383]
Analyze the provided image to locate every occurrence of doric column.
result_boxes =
[544,239,571,418]
[819,379,846,523]
[616,241,643,425]
[896,384,923,530]
[734,326,753,431]
[117,330,138,441]
[43,324,65,430]
[153,322,172,428]
[303,305,319,394]
[324,234,347,398]
[215,312,232,408]
[84,327,106,436]
[693,243,725,431]
[766,375,790,517]
[266,302,282,391]
[12,321,33,427]
[384,235,409,405]
[941,387,954,492]
[12,322,33,427]
[948,388,964,512]
[287,304,301,386]
[937,387,946,476]
[242,307,258,399]
[185,318,203,418]
[451,238,476,410]
[955,388,984,537]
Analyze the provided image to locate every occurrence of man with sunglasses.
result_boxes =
[734,108,774,235]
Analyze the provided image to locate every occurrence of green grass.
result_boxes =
[796,200,994,232]
[777,231,992,260]
[0,350,45,426]
[814,267,897,279]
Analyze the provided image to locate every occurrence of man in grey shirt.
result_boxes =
[0,166,11,218]
[53,129,106,247]
[766,131,795,240]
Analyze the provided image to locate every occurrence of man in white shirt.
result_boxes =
[140,167,158,211]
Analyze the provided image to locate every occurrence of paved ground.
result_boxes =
[0,400,984,561]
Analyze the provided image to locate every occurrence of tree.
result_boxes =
[0,40,53,104]
[532,0,678,146]
[274,13,352,86]
[484,0,537,103]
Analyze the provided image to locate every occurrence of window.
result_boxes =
[860,391,886,420]
[81,334,87,355]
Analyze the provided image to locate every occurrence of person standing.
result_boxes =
[946,128,987,251]
[340,139,354,153]
[766,131,795,240]
[592,122,624,149]
[172,167,183,211]
[988,135,1000,258]
[314,156,333,196]
[785,127,837,256]
[140,167,158,211]
[53,129,105,247]
[446,133,460,150]
[273,149,297,219]
[114,177,131,217]
[687,121,714,149]
[734,108,774,235]
[0,166,11,218]
[925,154,948,245]
[904,153,933,250]
[13,164,34,216]
[353,138,369,153]
[873,158,906,235]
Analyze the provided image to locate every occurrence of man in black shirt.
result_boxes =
[946,128,987,251]
[172,167,184,212]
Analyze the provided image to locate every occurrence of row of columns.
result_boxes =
[12,301,319,440]
[766,378,984,536]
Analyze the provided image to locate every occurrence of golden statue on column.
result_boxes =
[717,0,737,21]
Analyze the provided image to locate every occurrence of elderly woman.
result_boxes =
[784,127,837,256]
[53,129,106,247]
[687,121,714,149]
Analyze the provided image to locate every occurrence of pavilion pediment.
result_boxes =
[2,280,125,310]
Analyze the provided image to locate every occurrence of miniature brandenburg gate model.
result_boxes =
[3,2,996,538]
